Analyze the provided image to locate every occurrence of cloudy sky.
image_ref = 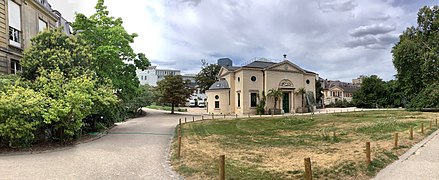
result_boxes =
[49,0,437,82]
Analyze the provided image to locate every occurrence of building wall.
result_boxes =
[0,0,65,75]
[234,70,244,115]
[240,69,263,115]
[206,89,230,114]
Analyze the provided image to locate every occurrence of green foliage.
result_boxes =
[195,64,221,92]
[71,0,150,101]
[156,75,193,114]
[409,82,439,108]
[0,84,47,147]
[352,75,388,108]
[20,28,91,81]
[267,88,283,111]
[392,6,439,106]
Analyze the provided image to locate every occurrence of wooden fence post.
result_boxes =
[185,117,187,123]
[394,133,398,149]
[192,116,194,122]
[177,135,181,159]
[304,157,312,180]
[179,118,181,126]
[224,114,226,119]
[421,123,424,134]
[366,142,371,166]
[212,114,214,119]
[202,115,204,120]
[410,127,413,140]
[235,114,238,119]
[219,155,225,180]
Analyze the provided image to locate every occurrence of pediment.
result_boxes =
[265,61,305,73]
[218,67,229,77]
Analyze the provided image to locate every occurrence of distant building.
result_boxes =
[352,75,366,85]
[206,57,318,115]
[320,78,361,105]
[0,0,71,74]
[136,66,180,86]
[217,58,232,67]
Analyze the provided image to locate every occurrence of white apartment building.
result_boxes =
[136,66,180,86]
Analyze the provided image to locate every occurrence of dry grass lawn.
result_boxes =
[171,110,439,179]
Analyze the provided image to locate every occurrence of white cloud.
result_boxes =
[48,0,436,81]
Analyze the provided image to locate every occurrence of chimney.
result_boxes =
[283,54,287,59]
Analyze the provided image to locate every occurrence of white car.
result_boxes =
[189,99,196,107]
[198,101,205,107]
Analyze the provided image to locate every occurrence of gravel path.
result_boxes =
[374,129,439,180]
[0,108,198,180]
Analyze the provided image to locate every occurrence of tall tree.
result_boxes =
[352,75,387,108]
[156,75,192,114]
[392,6,438,105]
[315,79,323,107]
[196,64,221,92]
[20,28,91,80]
[71,0,150,100]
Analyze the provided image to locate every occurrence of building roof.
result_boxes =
[321,79,360,93]
[224,66,240,71]
[243,61,277,68]
[208,80,229,90]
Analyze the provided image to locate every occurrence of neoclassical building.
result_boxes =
[206,58,317,115]
[320,79,361,106]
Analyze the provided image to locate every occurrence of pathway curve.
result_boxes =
[374,129,439,180]
[0,108,198,180]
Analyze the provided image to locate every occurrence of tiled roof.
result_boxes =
[243,61,277,68]
[224,66,240,71]
[321,79,360,93]
[209,80,229,90]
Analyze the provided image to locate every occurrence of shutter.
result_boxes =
[8,0,21,30]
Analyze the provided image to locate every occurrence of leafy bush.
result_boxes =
[0,84,47,147]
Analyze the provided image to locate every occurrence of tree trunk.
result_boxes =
[171,102,175,114]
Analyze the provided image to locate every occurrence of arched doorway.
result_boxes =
[278,79,295,113]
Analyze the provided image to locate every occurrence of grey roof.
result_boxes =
[321,79,360,93]
[209,80,229,90]
[244,61,277,68]
[224,66,240,71]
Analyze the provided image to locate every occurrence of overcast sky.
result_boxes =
[49,0,437,82]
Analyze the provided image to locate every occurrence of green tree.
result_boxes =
[71,0,150,101]
[267,88,283,112]
[20,28,91,80]
[352,75,387,108]
[156,75,193,114]
[392,6,439,105]
[196,64,221,92]
[295,87,307,109]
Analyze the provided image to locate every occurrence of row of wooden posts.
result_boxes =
[176,113,438,180]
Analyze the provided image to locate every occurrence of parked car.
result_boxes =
[189,99,196,107]
[198,101,205,107]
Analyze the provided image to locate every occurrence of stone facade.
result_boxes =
[321,79,361,105]
[0,0,70,74]
[206,59,317,115]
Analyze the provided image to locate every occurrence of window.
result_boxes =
[251,76,256,82]
[8,0,21,47]
[215,101,220,109]
[237,77,240,82]
[10,60,21,74]
[306,79,310,84]
[250,93,258,107]
[215,95,219,100]
[237,93,240,107]
[38,19,47,32]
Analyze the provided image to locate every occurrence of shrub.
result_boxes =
[0,84,47,147]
